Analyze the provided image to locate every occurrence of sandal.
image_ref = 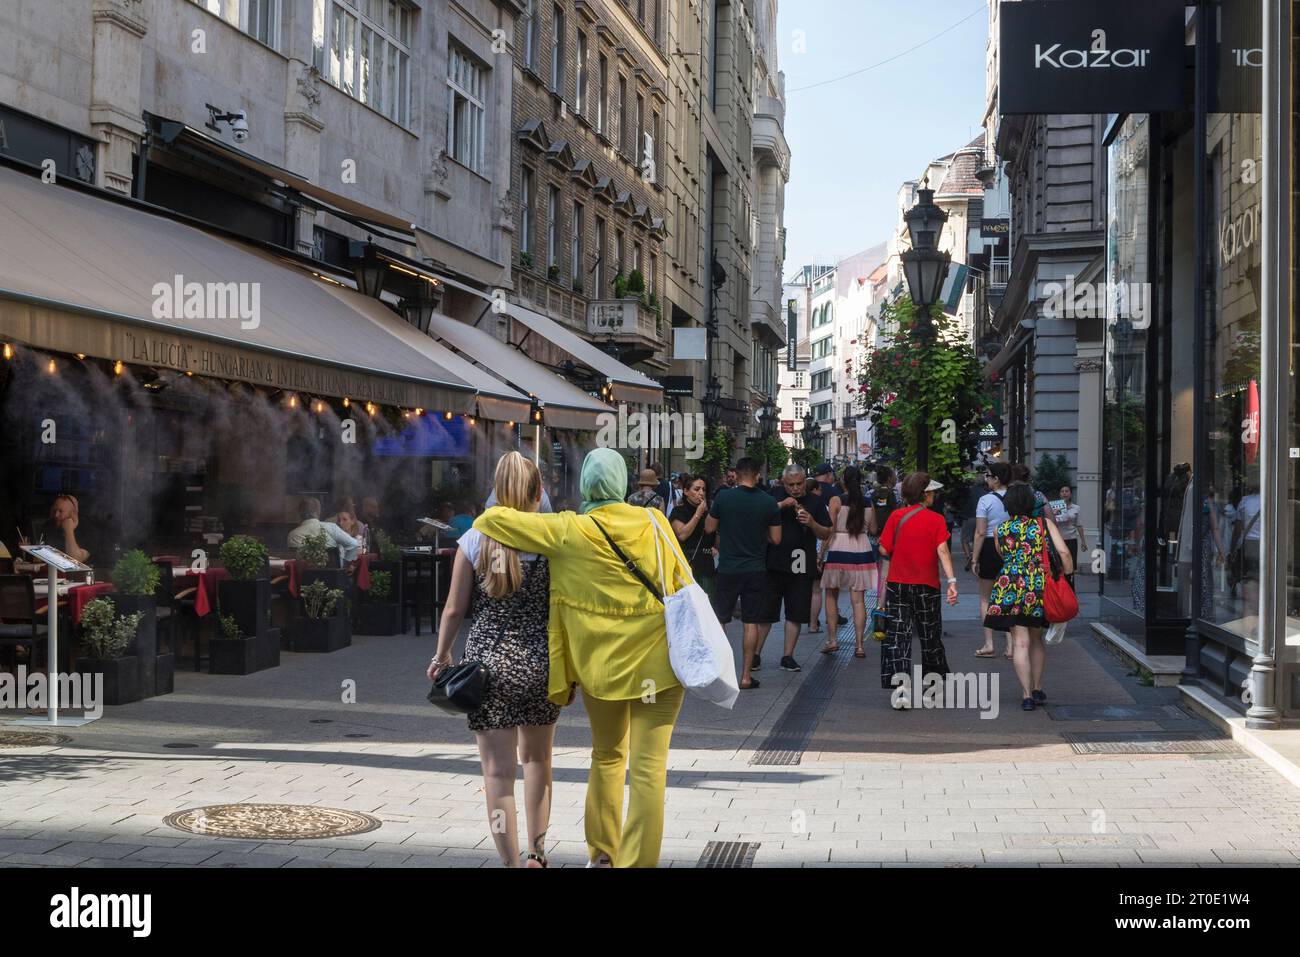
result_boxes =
[525,852,549,868]
[854,646,866,659]
[974,649,996,658]
[819,642,839,654]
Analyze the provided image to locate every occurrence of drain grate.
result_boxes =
[1061,731,1241,755]
[163,742,201,749]
[1046,704,1191,722]
[343,733,372,739]
[309,719,334,724]
[749,622,854,766]
[0,730,72,749]
[696,841,760,868]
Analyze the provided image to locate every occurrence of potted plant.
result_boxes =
[209,612,257,675]
[626,269,646,298]
[519,250,533,270]
[613,273,628,299]
[547,263,561,282]
[572,278,585,294]
[110,549,167,697]
[298,530,350,595]
[217,535,270,639]
[76,597,142,705]
[291,580,351,652]
[354,570,401,636]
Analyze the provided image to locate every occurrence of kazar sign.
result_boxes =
[1000,0,1187,115]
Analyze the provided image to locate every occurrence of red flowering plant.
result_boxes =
[855,295,991,488]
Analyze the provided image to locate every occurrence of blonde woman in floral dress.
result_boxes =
[982,484,1073,711]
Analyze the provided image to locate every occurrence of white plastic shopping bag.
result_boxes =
[650,511,740,709]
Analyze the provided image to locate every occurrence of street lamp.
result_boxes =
[399,281,443,335]
[348,239,387,299]
[900,183,951,472]
[702,376,722,425]
[801,411,818,451]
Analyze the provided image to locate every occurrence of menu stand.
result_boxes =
[13,545,98,727]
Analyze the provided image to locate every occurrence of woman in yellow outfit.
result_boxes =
[473,447,693,868]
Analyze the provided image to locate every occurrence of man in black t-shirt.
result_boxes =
[765,464,832,672]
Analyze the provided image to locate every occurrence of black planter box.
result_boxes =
[354,602,402,636]
[259,627,281,670]
[154,653,175,696]
[111,594,156,659]
[208,637,258,675]
[301,567,350,592]
[76,656,141,706]
[217,578,271,638]
[290,616,351,653]
[368,560,402,606]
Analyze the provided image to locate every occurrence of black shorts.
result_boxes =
[765,572,814,624]
[713,571,777,625]
[977,538,1003,581]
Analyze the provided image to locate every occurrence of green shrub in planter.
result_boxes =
[368,571,392,602]
[112,549,160,596]
[373,529,401,563]
[627,269,645,296]
[297,530,330,569]
[219,613,242,641]
[302,580,346,619]
[219,536,268,580]
[81,598,143,659]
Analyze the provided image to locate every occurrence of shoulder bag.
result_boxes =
[592,511,740,709]
[428,661,490,714]
[1038,518,1079,624]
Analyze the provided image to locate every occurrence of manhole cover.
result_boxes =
[0,730,72,749]
[1061,732,1240,755]
[696,841,760,868]
[163,804,383,840]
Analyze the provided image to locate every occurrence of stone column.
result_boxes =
[90,0,148,195]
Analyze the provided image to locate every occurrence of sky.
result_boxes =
[777,0,990,276]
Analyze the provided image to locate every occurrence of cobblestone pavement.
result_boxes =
[3,589,1300,868]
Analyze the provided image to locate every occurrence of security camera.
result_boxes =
[230,111,249,143]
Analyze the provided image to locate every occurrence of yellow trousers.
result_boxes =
[582,684,684,868]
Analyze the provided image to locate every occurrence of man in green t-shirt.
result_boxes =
[706,457,782,691]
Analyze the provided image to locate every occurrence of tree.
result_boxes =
[1032,453,1072,497]
[791,445,823,471]
[697,424,732,482]
[855,296,991,488]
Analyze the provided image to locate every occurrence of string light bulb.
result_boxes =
[47,357,56,374]
[288,395,298,408]
[343,397,351,408]
[414,407,424,416]
[444,411,453,421]
[113,360,123,375]
[75,353,86,360]
[366,402,376,416]
[2,344,11,360]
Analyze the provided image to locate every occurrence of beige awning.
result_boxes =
[0,165,476,413]
[316,285,531,423]
[414,228,509,289]
[425,313,613,431]
[504,301,664,405]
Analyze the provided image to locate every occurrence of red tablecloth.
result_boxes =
[355,553,372,591]
[174,567,231,617]
[33,582,116,624]
[285,554,376,596]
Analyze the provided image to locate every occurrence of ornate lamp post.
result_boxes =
[801,411,819,453]
[900,182,951,472]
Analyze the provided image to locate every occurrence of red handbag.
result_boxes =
[1038,519,1078,623]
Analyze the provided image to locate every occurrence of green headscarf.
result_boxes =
[580,447,629,514]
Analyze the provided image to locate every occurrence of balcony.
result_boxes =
[990,256,1011,290]
[517,271,587,331]
[587,299,669,369]
[750,299,787,349]
[752,95,790,177]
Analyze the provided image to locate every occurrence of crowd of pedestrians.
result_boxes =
[427,447,1079,867]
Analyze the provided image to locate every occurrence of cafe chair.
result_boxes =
[0,574,51,674]
[170,573,203,672]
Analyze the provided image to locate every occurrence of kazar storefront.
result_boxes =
[1001,0,1296,722]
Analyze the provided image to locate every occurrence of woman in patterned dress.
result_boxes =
[819,466,879,658]
[983,484,1074,711]
[429,452,560,868]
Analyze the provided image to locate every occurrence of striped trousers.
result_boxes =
[879,582,951,690]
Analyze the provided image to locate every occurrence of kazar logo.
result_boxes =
[50,887,151,938]
[1036,29,1150,70]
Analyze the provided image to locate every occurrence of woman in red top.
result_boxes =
[875,472,959,702]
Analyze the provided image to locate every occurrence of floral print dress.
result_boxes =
[982,517,1049,631]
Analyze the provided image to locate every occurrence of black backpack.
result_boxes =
[873,485,898,532]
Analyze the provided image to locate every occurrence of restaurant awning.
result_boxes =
[315,284,530,424]
[503,301,664,406]
[0,164,476,413]
[413,228,509,290]
[424,313,613,431]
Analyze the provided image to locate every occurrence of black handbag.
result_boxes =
[427,660,490,714]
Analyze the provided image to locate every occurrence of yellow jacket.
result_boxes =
[473,503,692,704]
